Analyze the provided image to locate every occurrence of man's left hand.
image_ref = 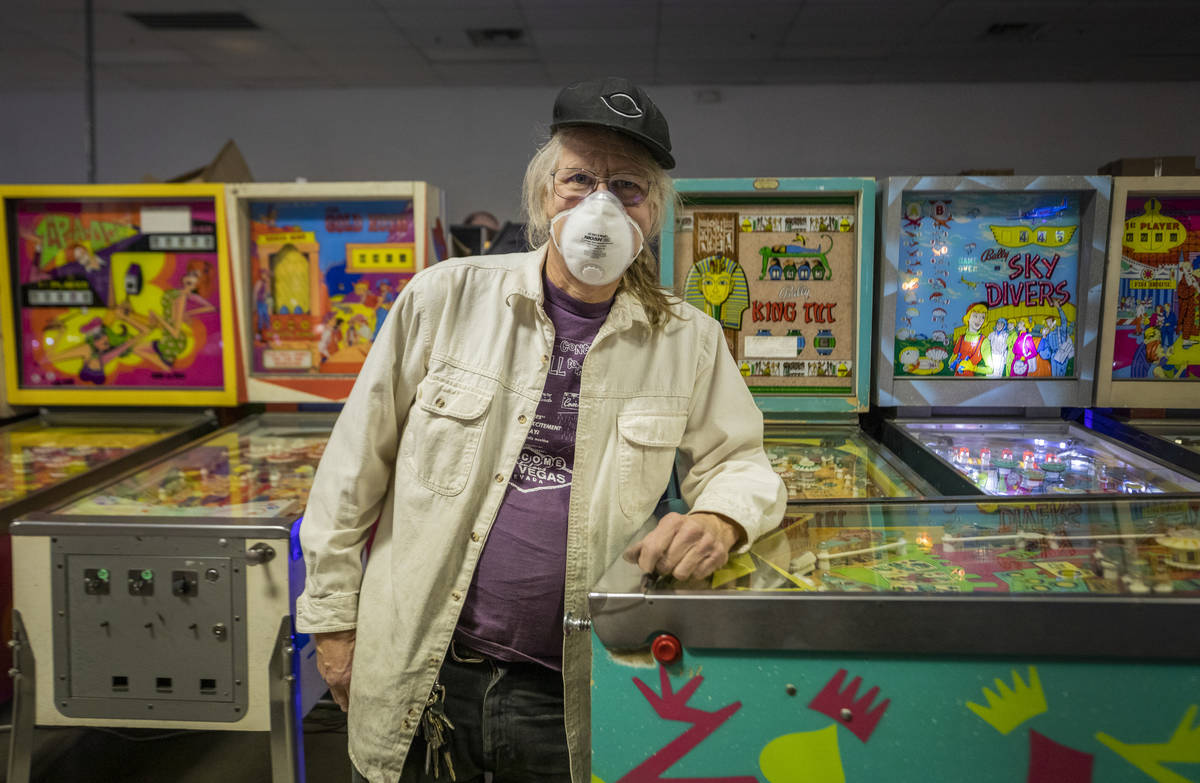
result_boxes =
[623,512,744,582]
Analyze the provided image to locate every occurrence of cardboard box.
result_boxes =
[1097,156,1197,176]
[143,139,253,183]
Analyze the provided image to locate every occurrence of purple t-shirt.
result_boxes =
[454,275,611,670]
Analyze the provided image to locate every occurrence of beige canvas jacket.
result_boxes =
[296,247,787,782]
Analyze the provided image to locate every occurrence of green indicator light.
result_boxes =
[141,569,154,581]
[97,569,109,581]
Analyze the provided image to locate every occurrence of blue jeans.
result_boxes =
[351,642,570,783]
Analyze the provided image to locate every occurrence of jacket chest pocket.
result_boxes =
[617,412,687,518]
[400,376,493,496]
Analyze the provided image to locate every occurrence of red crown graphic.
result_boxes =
[807,669,891,743]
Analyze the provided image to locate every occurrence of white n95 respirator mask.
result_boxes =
[550,189,645,287]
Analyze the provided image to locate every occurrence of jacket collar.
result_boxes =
[503,245,649,331]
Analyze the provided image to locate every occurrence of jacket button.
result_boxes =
[452,591,462,601]
[403,719,411,730]
[470,532,480,542]
[541,354,549,364]
[435,398,445,408]
[518,414,528,424]
[494,473,504,483]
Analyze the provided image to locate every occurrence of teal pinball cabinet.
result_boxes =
[587,498,1200,783]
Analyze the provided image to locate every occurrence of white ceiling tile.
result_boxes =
[792,1,945,27]
[238,0,381,9]
[305,47,429,69]
[528,27,656,46]
[659,0,798,28]
[0,0,1192,90]
[432,62,548,86]
[545,63,657,85]
[658,23,788,47]
[517,1,652,28]
[762,58,885,83]
[383,8,529,31]
[655,59,768,84]
[777,43,891,59]
[533,44,655,66]
[249,8,397,29]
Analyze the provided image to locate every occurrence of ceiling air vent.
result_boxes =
[466,28,527,47]
[127,12,260,31]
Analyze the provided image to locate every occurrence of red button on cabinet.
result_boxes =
[651,633,682,664]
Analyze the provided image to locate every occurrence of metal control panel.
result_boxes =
[51,535,249,721]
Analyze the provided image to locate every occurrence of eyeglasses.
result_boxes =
[551,168,649,207]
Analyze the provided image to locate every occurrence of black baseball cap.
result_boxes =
[551,77,675,170]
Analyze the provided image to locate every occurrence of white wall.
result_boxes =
[2,82,1197,226]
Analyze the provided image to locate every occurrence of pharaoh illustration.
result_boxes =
[684,254,750,330]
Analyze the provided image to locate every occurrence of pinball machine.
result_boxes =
[6,181,446,783]
[873,176,1200,497]
[661,177,933,504]
[1076,176,1200,479]
[0,184,241,703]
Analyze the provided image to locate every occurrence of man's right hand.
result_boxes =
[315,629,356,711]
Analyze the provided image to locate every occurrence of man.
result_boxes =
[1036,306,1074,377]
[297,77,786,783]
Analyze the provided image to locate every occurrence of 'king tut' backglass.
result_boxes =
[666,184,872,405]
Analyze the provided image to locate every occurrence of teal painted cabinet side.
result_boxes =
[592,635,1200,782]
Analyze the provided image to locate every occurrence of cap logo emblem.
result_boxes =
[601,92,643,119]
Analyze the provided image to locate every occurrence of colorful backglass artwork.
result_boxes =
[672,201,859,394]
[894,192,1081,379]
[0,188,236,405]
[1110,195,1200,380]
[247,199,416,377]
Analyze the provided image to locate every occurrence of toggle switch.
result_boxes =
[128,568,155,596]
[84,568,110,595]
[172,570,198,597]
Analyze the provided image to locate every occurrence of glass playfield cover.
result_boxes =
[896,420,1200,497]
[765,430,931,500]
[56,422,329,519]
[0,423,171,507]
